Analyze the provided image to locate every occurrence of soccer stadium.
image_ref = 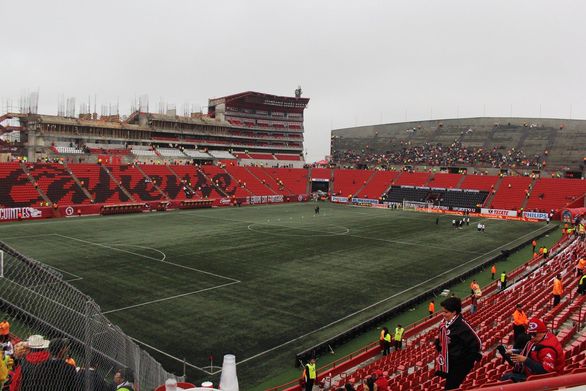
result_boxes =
[0,83,586,391]
[2,2,586,391]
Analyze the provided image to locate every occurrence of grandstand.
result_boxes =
[0,90,308,168]
[331,117,586,176]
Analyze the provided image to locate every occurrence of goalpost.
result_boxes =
[402,200,434,212]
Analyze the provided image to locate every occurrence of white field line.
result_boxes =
[235,223,551,366]
[102,280,240,314]
[53,234,239,282]
[0,233,58,240]
[190,213,478,254]
[129,336,212,374]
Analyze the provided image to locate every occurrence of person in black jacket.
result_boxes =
[76,356,111,391]
[435,297,482,390]
[32,338,78,391]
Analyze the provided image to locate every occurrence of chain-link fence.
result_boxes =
[0,240,181,390]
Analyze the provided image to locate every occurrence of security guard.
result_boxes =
[394,325,405,350]
[302,357,317,391]
[500,271,508,290]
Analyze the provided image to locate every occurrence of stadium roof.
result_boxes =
[209,91,309,110]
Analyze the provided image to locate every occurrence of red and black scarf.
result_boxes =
[436,315,457,374]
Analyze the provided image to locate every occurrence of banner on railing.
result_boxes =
[522,211,549,220]
[331,196,349,203]
[481,208,518,217]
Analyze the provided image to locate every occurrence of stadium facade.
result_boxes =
[0,90,309,167]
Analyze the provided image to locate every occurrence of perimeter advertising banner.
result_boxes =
[522,211,549,220]
[0,207,47,221]
[481,208,518,217]
[351,198,379,205]
[330,196,349,203]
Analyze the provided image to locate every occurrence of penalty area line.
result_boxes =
[102,280,240,314]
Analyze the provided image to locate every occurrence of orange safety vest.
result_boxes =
[532,240,537,247]
[513,310,528,326]
[428,302,435,313]
[491,265,496,274]
[553,278,563,295]
[577,258,586,271]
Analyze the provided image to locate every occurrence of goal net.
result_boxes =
[402,200,434,212]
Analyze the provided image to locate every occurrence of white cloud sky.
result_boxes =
[1,0,585,161]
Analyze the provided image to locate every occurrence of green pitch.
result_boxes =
[0,203,548,388]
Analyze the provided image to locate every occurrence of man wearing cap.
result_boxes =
[33,338,77,391]
[501,318,564,382]
[434,297,482,390]
[19,335,50,391]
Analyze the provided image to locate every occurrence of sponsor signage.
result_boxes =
[453,207,476,212]
[330,196,349,203]
[522,211,549,220]
[0,207,43,221]
[247,195,284,205]
[481,208,518,217]
[351,198,379,205]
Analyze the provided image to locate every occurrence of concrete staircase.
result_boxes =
[100,165,137,202]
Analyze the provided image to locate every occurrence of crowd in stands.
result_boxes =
[0,325,135,390]
[333,141,544,169]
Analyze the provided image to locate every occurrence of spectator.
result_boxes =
[434,297,482,390]
[7,341,30,391]
[364,373,377,391]
[469,294,478,315]
[19,335,50,391]
[578,273,586,295]
[77,356,111,391]
[552,273,563,306]
[500,318,564,382]
[374,370,388,390]
[32,338,77,391]
[114,368,135,391]
[512,304,529,348]
[381,327,391,356]
[0,321,13,357]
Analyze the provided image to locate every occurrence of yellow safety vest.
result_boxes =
[383,332,391,342]
[500,273,506,283]
[306,363,316,380]
[394,327,405,341]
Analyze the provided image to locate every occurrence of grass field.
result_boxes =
[0,203,552,388]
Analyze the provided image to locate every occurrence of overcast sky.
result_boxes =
[1,0,585,161]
